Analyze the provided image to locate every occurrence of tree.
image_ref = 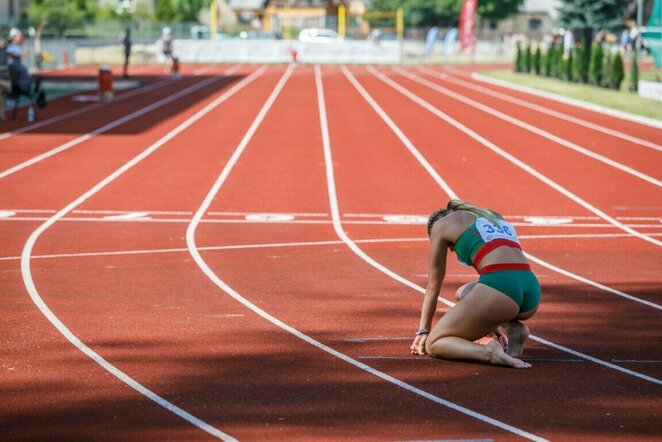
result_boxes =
[26,0,86,37]
[589,42,604,85]
[558,0,629,71]
[369,0,522,28]
[533,45,542,75]
[610,52,625,90]
[477,0,524,22]
[629,46,639,92]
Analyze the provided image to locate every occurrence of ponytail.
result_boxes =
[447,199,502,225]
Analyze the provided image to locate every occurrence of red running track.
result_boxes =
[1,64,660,441]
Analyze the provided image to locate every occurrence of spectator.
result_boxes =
[0,45,32,120]
[159,27,174,73]
[122,28,132,78]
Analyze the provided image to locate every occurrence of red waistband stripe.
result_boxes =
[472,239,522,269]
[479,263,531,275]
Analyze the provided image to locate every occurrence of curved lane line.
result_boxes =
[341,66,662,385]
[396,67,661,187]
[19,66,267,441]
[366,66,662,248]
[185,63,548,442]
[416,66,662,153]
[0,66,239,180]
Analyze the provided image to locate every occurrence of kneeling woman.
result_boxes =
[411,199,540,368]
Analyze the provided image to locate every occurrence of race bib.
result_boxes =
[475,218,520,244]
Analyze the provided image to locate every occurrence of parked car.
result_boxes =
[298,28,341,43]
[237,30,281,40]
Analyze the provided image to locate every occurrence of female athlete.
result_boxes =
[410,199,540,368]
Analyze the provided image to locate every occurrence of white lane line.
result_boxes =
[342,65,662,382]
[186,62,548,442]
[321,66,548,442]
[7,216,662,229]
[19,66,267,441]
[394,67,662,188]
[5,231,662,263]
[417,66,662,153]
[1,66,240,181]
[0,210,15,218]
[471,72,662,130]
[524,253,661,310]
[103,211,151,221]
[368,66,662,248]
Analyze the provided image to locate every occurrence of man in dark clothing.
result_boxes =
[0,45,32,120]
[123,28,132,78]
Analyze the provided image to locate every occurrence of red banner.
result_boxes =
[459,0,478,51]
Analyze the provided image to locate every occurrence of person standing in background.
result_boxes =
[122,28,132,78]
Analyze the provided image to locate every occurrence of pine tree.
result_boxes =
[533,45,542,75]
[557,0,629,80]
[573,43,588,83]
[589,43,604,85]
[611,52,625,90]
[515,42,522,72]
[544,44,554,76]
[629,46,639,92]
[565,50,574,82]
[602,48,613,88]
[525,45,532,73]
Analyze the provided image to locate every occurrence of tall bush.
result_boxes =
[533,46,542,75]
[543,44,554,76]
[610,52,625,90]
[515,42,523,72]
[574,43,588,83]
[524,45,532,73]
[565,50,574,81]
[629,47,639,92]
[602,49,613,88]
[589,42,604,85]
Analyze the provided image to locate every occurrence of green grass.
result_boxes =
[481,69,662,121]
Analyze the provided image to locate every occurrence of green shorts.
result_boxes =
[478,269,541,313]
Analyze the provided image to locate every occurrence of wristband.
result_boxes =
[416,328,430,335]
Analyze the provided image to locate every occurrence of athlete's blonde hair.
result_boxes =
[427,199,502,237]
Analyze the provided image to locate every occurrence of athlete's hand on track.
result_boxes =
[410,334,427,355]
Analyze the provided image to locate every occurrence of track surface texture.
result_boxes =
[1,64,661,441]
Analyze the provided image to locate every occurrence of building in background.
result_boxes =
[0,0,31,27]
[491,0,562,41]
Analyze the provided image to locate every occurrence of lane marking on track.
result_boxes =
[0,66,240,181]
[3,231,662,263]
[103,212,151,221]
[524,216,573,225]
[245,213,295,222]
[185,63,548,442]
[343,66,662,379]
[394,67,662,188]
[416,66,662,153]
[0,210,15,218]
[19,65,268,442]
[4,216,662,231]
[368,66,662,248]
[471,72,662,130]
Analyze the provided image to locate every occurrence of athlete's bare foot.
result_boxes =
[485,340,531,368]
[502,321,529,357]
